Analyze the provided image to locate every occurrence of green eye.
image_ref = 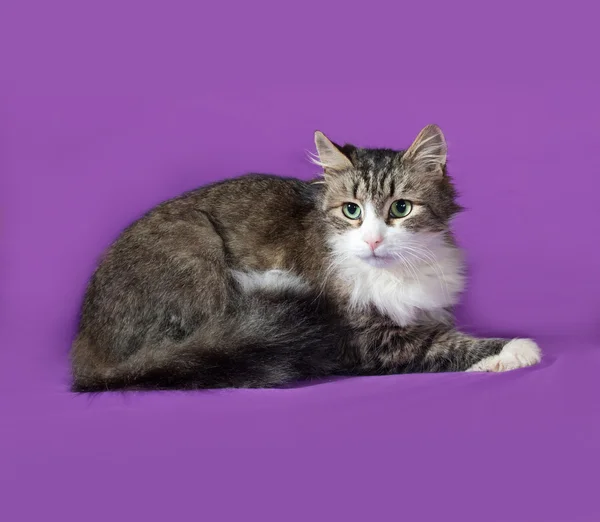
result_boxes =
[390,199,413,218]
[342,202,362,220]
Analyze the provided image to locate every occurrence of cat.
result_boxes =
[71,124,541,391]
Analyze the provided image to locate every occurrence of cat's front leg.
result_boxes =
[420,329,542,373]
[464,338,542,372]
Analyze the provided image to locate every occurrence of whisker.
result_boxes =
[400,243,451,301]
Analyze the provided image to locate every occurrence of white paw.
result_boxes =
[466,339,542,372]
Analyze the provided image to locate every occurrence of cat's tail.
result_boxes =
[71,289,345,392]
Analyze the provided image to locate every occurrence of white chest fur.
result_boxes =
[333,241,465,326]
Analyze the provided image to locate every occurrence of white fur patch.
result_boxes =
[232,269,310,294]
[466,339,542,372]
[329,224,465,326]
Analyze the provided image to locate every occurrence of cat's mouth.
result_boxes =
[359,253,396,268]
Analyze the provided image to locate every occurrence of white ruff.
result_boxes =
[330,232,465,326]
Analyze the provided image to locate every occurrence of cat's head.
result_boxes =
[313,124,461,269]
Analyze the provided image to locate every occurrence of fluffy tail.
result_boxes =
[72,290,345,392]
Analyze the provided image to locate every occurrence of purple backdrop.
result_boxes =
[1,1,599,521]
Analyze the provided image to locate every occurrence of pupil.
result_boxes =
[396,201,406,212]
[348,204,357,214]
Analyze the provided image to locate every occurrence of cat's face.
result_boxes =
[314,125,461,270]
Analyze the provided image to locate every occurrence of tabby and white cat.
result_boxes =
[71,124,541,391]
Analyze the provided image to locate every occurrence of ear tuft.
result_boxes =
[312,131,354,173]
[403,124,447,174]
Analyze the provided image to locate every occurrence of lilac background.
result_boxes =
[1,1,599,521]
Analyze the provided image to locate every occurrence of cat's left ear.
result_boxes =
[403,124,447,175]
[313,131,354,174]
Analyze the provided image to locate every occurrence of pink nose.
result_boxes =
[365,237,383,251]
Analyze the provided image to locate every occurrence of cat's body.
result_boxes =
[72,125,541,391]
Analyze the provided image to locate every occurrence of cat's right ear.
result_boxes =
[312,131,353,174]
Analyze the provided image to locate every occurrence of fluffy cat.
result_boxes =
[71,124,541,391]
